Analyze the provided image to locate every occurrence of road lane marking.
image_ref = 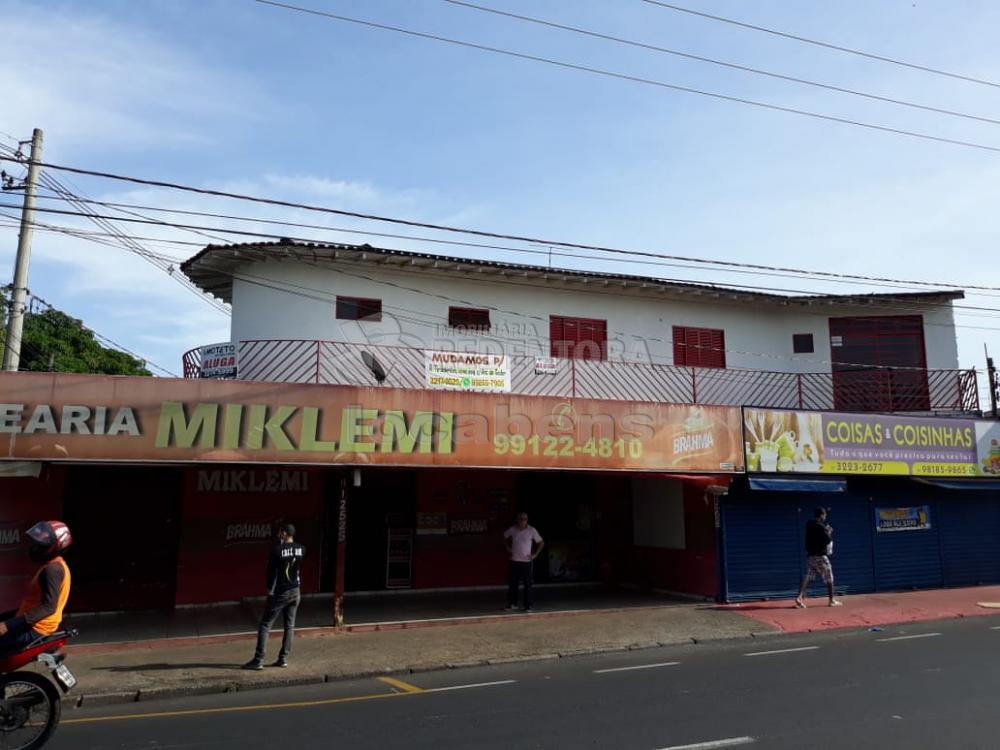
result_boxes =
[377,676,424,693]
[62,678,512,725]
[876,633,941,642]
[63,691,404,725]
[744,646,818,657]
[593,662,680,674]
[425,680,516,692]
[655,736,755,749]
[989,625,1000,630]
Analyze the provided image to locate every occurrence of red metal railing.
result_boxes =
[182,339,980,414]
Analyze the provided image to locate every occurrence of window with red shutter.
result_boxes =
[550,315,607,360]
[673,326,726,368]
[336,296,382,321]
[448,307,491,331]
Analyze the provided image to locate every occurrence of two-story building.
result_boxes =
[0,239,993,616]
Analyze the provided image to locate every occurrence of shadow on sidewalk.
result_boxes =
[92,662,246,672]
[66,584,693,646]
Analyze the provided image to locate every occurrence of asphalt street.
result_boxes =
[50,616,1000,750]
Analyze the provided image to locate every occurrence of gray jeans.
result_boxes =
[253,588,300,662]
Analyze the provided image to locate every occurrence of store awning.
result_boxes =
[0,461,42,478]
[917,479,1000,491]
[663,474,733,494]
[749,476,847,493]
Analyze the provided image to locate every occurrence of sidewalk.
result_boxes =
[62,603,769,707]
[716,585,1000,634]
[62,585,690,645]
[57,585,1000,708]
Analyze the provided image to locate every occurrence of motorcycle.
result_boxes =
[0,629,78,750]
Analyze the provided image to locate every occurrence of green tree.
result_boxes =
[1,287,151,376]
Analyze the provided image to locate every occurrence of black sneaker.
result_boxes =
[271,659,288,668]
[242,660,263,671]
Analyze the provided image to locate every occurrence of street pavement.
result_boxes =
[51,615,1000,749]
[49,584,1000,708]
[63,603,769,705]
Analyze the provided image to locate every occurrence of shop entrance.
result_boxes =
[323,469,417,592]
[515,472,604,584]
[63,466,182,612]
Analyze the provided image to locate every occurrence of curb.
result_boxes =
[68,633,770,710]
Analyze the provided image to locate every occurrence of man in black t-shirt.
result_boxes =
[243,524,306,670]
[794,508,842,609]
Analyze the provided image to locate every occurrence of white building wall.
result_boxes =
[227,259,960,374]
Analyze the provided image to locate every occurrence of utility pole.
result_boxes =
[987,345,998,418]
[2,128,43,371]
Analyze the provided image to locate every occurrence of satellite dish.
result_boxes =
[361,351,388,384]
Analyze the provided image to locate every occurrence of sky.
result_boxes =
[2,0,1000,395]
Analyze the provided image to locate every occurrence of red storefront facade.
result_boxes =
[0,372,739,613]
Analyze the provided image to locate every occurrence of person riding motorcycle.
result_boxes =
[0,521,72,656]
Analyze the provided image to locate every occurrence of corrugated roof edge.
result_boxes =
[179,240,965,305]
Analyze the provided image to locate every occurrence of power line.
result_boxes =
[641,0,1000,90]
[26,293,179,377]
[7,210,1000,340]
[35,173,230,316]
[7,200,998,323]
[446,0,1000,127]
[0,143,230,316]
[252,0,1000,155]
[2,154,998,295]
[25,193,1000,300]
[0,215,197,254]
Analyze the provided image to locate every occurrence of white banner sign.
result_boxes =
[534,357,559,375]
[199,343,238,379]
[424,350,510,392]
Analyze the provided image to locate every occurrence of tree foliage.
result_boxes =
[1,287,151,376]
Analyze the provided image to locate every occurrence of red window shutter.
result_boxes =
[673,326,687,366]
[550,316,607,360]
[673,326,725,368]
[448,307,490,330]
[550,316,565,358]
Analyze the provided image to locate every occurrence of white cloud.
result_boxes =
[0,3,264,151]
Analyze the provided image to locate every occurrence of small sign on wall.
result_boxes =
[424,351,510,392]
[199,343,238,379]
[534,357,559,375]
[875,505,932,532]
[416,512,448,535]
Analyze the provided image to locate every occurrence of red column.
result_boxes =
[334,476,348,626]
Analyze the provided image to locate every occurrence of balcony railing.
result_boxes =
[182,339,980,415]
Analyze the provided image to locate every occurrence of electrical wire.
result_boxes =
[6,202,998,326]
[2,153,998,295]
[27,192,1000,301]
[0,143,230,316]
[641,0,1000,90]
[445,0,1000,127]
[252,0,1000,154]
[5,205,1000,334]
[25,293,178,377]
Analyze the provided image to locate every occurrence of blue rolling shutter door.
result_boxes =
[722,494,875,602]
[722,498,800,602]
[939,493,1000,587]
[815,495,874,597]
[872,503,942,591]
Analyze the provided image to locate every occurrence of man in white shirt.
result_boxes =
[503,512,544,612]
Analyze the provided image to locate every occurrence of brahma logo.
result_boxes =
[224,522,274,546]
[0,526,21,550]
